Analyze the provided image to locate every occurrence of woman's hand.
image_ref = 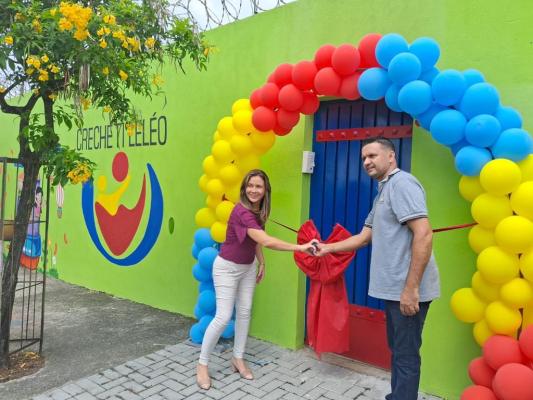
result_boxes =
[298,239,319,255]
[256,263,265,284]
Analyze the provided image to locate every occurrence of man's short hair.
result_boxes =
[362,136,396,152]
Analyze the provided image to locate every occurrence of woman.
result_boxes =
[196,169,316,390]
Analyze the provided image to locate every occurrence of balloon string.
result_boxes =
[269,219,477,234]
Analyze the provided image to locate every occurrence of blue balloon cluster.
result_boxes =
[189,228,235,344]
[357,33,532,176]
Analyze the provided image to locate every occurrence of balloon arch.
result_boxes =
[190,33,533,398]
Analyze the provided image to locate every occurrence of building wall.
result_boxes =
[1,1,532,398]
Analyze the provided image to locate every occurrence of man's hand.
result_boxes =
[400,286,420,316]
[314,242,331,257]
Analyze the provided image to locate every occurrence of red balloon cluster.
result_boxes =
[250,33,382,136]
[461,326,533,400]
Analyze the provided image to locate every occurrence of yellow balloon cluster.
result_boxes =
[453,156,533,346]
[195,98,277,243]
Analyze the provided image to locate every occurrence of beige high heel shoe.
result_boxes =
[231,358,254,380]
[196,364,211,390]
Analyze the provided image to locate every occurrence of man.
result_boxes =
[316,137,440,400]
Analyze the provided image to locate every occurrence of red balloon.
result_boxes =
[339,72,362,100]
[277,108,300,129]
[260,83,280,108]
[274,63,293,87]
[460,385,498,400]
[273,123,291,136]
[519,324,533,361]
[493,363,533,400]
[358,33,382,68]
[483,335,525,370]
[250,88,263,109]
[300,92,319,115]
[292,61,318,90]
[278,84,304,112]
[314,67,341,96]
[252,106,276,132]
[267,73,276,83]
[468,357,496,388]
[314,44,336,69]
[332,44,361,76]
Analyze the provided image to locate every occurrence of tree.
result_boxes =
[0,0,209,368]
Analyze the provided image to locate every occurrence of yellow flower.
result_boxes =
[119,70,128,81]
[99,39,107,49]
[41,54,49,63]
[14,12,23,21]
[103,15,116,25]
[48,93,57,101]
[4,36,13,45]
[32,59,41,69]
[58,18,73,31]
[102,66,109,75]
[97,27,105,36]
[81,97,91,110]
[50,8,57,16]
[32,19,42,33]
[112,30,125,41]
[121,40,129,50]
[126,123,135,136]
[0,86,6,94]
[73,29,89,41]
[152,75,164,86]
[127,37,140,52]
[103,105,112,113]
[50,65,60,74]
[26,67,35,75]
[67,162,92,184]
[145,37,155,49]
[38,70,49,82]
[104,27,110,35]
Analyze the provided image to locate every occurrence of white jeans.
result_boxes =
[198,256,257,365]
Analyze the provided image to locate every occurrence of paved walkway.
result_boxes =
[32,338,441,400]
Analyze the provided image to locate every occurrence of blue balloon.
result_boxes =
[398,80,432,116]
[455,146,492,176]
[449,139,470,156]
[375,33,409,68]
[192,244,199,260]
[416,103,447,131]
[491,128,533,162]
[198,315,214,333]
[190,322,204,344]
[495,106,523,130]
[387,52,421,85]
[199,280,214,292]
[194,303,206,319]
[409,37,440,72]
[459,83,500,119]
[463,69,485,87]
[198,289,216,314]
[430,109,466,146]
[221,319,235,339]
[431,69,467,106]
[464,114,501,148]
[194,228,216,250]
[192,263,212,282]
[385,84,402,112]
[358,67,390,101]
[419,67,439,85]
[198,247,218,270]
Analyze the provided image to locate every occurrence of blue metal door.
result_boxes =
[309,98,413,367]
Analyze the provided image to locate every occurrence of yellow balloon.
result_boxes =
[210,221,227,243]
[471,193,513,228]
[195,207,216,228]
[459,175,485,202]
[230,134,253,156]
[206,178,225,198]
[485,300,522,335]
[510,181,533,220]
[518,154,533,182]
[213,130,222,142]
[215,200,235,223]
[473,319,494,347]
[236,153,260,174]
[523,305,533,329]
[206,195,222,209]
[232,110,254,134]
[450,288,486,323]
[198,174,209,193]
[479,159,521,195]
[217,116,238,140]
[202,155,221,177]
[494,215,533,254]
[250,131,276,154]
[231,98,252,114]
[471,271,501,303]
[519,248,533,283]
[225,184,241,203]
[477,246,519,284]
[500,278,533,309]
[219,164,241,186]
[211,140,235,164]
[468,225,496,254]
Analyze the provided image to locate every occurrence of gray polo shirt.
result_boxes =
[364,169,440,302]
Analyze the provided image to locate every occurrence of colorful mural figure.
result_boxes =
[20,181,43,270]
[55,184,64,218]
[82,151,163,266]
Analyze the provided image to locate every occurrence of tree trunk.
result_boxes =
[0,143,41,368]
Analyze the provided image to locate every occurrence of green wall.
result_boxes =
[1,1,533,398]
